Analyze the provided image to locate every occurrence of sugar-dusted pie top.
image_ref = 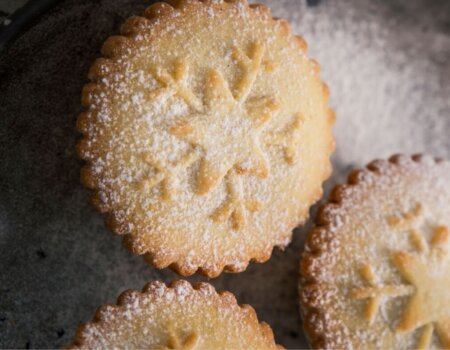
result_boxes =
[78,0,334,277]
[300,155,450,349]
[67,280,281,349]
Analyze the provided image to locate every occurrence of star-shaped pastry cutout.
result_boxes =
[141,42,304,228]
[169,42,280,195]
[392,225,450,349]
[352,205,450,349]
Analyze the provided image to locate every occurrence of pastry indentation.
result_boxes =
[387,203,423,230]
[266,113,303,164]
[350,264,413,323]
[140,150,200,200]
[150,59,202,111]
[152,328,199,350]
[210,169,261,230]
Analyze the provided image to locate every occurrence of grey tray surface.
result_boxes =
[0,0,60,51]
[0,0,449,348]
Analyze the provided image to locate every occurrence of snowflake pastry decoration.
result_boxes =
[351,204,450,349]
[140,41,302,229]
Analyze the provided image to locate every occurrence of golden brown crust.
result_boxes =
[78,0,334,277]
[299,154,450,349]
[67,280,282,349]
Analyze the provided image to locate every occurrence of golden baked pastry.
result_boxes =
[78,0,334,277]
[67,280,282,349]
[299,155,450,349]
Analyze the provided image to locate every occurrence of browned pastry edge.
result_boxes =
[77,0,335,277]
[66,279,283,349]
[298,154,447,349]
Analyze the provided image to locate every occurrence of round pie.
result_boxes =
[67,280,281,349]
[299,155,450,349]
[78,0,334,277]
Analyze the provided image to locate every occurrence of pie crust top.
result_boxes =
[67,280,281,349]
[78,0,334,277]
[300,155,450,349]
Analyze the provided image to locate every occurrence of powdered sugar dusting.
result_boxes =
[70,281,278,349]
